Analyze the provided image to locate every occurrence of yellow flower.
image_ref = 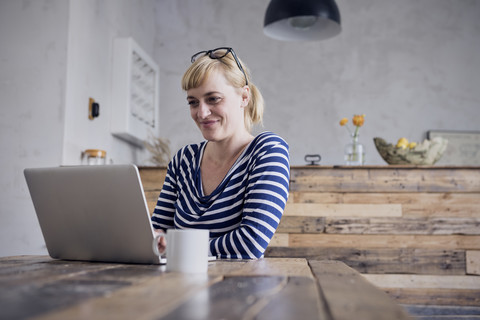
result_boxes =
[340,114,365,138]
[352,114,365,127]
[408,142,417,149]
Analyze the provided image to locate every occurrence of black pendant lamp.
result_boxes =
[264,0,341,41]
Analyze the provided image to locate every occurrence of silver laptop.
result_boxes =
[24,164,163,264]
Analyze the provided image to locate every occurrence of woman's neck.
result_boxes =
[204,132,254,168]
[200,132,254,196]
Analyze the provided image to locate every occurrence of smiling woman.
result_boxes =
[186,71,248,147]
[151,47,290,259]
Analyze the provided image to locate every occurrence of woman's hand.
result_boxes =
[153,230,167,256]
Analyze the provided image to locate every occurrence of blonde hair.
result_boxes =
[181,51,264,132]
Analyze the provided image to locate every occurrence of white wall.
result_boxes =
[1,0,479,256]
[154,0,480,165]
[0,0,69,256]
[0,0,159,256]
[62,0,158,166]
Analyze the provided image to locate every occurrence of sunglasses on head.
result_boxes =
[191,47,248,86]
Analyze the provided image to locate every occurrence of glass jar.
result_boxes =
[81,149,106,165]
[344,134,365,165]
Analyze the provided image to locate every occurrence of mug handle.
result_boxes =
[152,233,166,257]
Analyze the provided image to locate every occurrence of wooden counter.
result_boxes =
[139,166,480,307]
[0,256,411,320]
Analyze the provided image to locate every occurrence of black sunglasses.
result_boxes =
[191,47,248,86]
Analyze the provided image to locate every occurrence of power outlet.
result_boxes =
[88,97,100,120]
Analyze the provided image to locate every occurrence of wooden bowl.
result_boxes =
[373,137,448,165]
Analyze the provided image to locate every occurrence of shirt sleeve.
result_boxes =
[209,136,290,259]
[151,153,179,231]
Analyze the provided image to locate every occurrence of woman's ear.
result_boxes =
[241,86,250,108]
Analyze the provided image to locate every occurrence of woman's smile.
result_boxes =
[199,119,219,129]
[187,71,247,142]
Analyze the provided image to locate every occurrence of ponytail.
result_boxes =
[244,82,264,132]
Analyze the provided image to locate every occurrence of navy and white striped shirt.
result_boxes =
[151,131,290,259]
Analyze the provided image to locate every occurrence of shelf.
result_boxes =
[111,37,159,146]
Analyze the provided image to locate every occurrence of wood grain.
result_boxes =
[278,216,480,235]
[325,217,480,235]
[466,250,480,275]
[310,260,412,320]
[0,258,122,287]
[138,167,167,191]
[384,288,480,306]
[144,190,158,214]
[270,232,289,247]
[1,259,174,320]
[251,276,323,320]
[36,272,221,320]
[290,167,480,193]
[161,276,323,320]
[265,247,466,275]
[291,192,480,218]
[8,257,414,320]
[362,274,480,290]
[138,166,480,309]
[277,216,325,233]
[4,257,320,320]
[284,203,402,217]
[284,234,480,250]
[220,258,313,278]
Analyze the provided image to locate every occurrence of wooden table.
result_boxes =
[0,256,411,320]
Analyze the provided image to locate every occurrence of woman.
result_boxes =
[152,47,290,259]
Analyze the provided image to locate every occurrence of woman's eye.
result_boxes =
[207,96,222,104]
[188,100,198,107]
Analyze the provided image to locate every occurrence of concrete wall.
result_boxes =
[154,0,480,165]
[62,0,158,166]
[0,0,69,256]
[1,0,479,256]
[0,0,159,256]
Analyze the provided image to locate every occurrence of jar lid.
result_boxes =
[83,149,106,158]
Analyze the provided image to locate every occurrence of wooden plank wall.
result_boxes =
[139,167,167,213]
[139,166,480,306]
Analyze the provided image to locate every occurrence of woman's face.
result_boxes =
[187,70,249,142]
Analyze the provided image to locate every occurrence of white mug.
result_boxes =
[153,229,209,273]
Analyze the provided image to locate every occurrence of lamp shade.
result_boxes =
[264,0,341,41]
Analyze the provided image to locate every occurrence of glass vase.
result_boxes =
[344,134,365,165]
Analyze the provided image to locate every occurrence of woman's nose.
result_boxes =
[197,102,211,119]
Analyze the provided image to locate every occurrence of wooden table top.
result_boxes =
[0,256,411,320]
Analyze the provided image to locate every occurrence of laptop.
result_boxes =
[24,164,165,264]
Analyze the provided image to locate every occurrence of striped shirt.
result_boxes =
[151,131,290,259]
